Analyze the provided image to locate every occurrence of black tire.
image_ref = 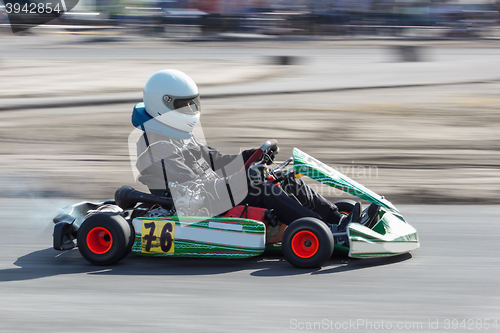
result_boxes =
[77,213,131,266]
[334,199,358,215]
[282,217,334,268]
[123,221,136,259]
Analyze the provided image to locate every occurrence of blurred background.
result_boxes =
[0,4,500,332]
[0,0,500,204]
[1,0,500,37]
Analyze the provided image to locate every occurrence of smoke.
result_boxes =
[0,171,76,246]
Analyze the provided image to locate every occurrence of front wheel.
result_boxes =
[282,217,334,268]
[77,213,131,266]
[334,199,358,216]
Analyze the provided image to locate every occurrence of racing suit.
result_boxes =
[136,133,342,225]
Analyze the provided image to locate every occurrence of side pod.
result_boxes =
[53,218,79,251]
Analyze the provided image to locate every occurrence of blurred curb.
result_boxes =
[0,79,497,111]
[0,94,144,112]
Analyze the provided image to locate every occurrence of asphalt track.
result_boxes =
[0,199,499,333]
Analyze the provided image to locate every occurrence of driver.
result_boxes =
[132,69,353,228]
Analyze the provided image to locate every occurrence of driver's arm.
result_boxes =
[137,141,249,214]
[137,140,250,190]
[199,144,256,171]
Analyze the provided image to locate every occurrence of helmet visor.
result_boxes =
[173,96,200,115]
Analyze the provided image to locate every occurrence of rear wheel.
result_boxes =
[77,213,131,266]
[282,217,334,268]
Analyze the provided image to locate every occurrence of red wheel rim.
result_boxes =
[86,227,113,254]
[291,230,319,259]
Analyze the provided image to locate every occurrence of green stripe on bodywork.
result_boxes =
[132,235,263,257]
[349,238,419,243]
[174,239,262,252]
[293,148,398,212]
[349,252,405,258]
[141,252,260,258]
[334,244,349,254]
[136,216,265,234]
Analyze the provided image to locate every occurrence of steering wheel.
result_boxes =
[243,139,278,171]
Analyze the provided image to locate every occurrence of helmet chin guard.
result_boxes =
[156,109,200,133]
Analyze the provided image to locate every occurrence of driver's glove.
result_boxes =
[267,147,279,164]
[247,164,267,187]
[265,147,280,165]
[268,168,287,183]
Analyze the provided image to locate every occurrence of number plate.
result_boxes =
[141,220,175,254]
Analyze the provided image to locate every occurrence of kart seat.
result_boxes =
[137,174,171,198]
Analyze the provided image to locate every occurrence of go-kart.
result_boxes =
[52,140,419,268]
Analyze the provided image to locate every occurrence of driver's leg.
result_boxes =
[241,181,322,225]
[281,172,343,225]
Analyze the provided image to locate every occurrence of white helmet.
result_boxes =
[143,69,201,134]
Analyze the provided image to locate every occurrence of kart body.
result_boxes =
[292,148,419,259]
[54,201,268,260]
[130,216,266,259]
[53,146,419,266]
